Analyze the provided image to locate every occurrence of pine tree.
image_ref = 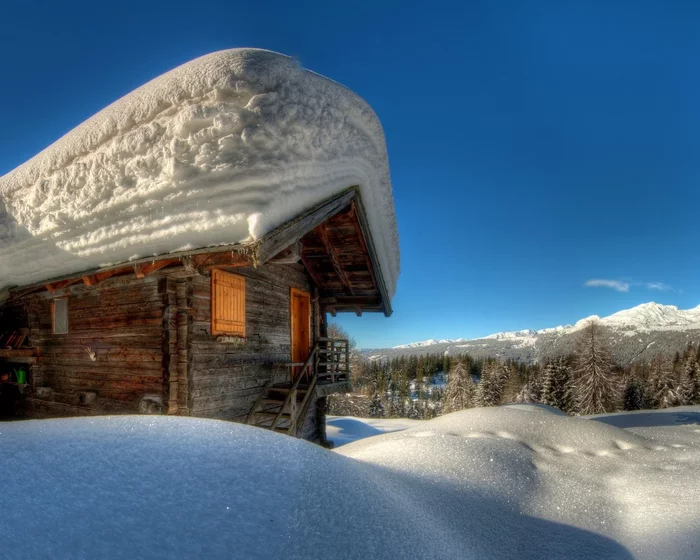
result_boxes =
[475,361,509,407]
[539,358,573,412]
[514,382,536,403]
[526,364,544,403]
[573,321,619,415]
[678,358,699,405]
[369,385,385,418]
[647,355,676,408]
[442,354,451,376]
[623,377,646,410]
[442,362,476,413]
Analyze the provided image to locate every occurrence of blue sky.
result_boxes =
[2,0,700,348]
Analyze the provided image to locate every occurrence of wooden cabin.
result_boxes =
[0,49,399,443]
[0,187,391,443]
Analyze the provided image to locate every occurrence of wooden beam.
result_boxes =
[349,203,379,293]
[45,277,81,293]
[319,296,383,307]
[94,267,130,284]
[300,254,327,289]
[350,199,393,317]
[253,188,356,265]
[192,252,250,273]
[268,241,302,264]
[201,263,249,273]
[140,259,178,277]
[316,223,354,296]
[7,245,253,298]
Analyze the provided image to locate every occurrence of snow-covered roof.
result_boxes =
[0,49,399,295]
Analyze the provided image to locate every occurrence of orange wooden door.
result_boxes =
[290,288,311,380]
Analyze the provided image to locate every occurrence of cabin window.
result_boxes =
[211,270,246,337]
[52,298,69,335]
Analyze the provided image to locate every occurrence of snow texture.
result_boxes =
[0,49,398,295]
[2,406,699,559]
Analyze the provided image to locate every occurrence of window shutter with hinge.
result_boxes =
[211,270,246,337]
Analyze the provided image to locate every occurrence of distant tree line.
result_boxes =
[328,321,700,419]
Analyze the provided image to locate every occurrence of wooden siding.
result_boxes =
[21,276,165,417]
[189,264,315,422]
[5,263,325,442]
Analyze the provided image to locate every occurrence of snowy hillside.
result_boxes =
[369,302,700,364]
[2,408,698,559]
[0,49,398,295]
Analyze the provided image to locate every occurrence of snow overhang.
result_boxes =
[0,48,399,301]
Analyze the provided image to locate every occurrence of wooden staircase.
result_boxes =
[245,338,350,436]
[245,345,318,436]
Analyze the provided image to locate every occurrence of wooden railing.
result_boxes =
[246,338,350,436]
[316,337,350,383]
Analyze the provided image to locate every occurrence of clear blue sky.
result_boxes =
[2,0,700,348]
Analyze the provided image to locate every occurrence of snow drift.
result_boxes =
[0,49,398,294]
[2,406,699,559]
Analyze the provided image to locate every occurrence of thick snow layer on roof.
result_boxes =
[2,406,699,559]
[0,49,398,294]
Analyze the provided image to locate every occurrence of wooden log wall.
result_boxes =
[18,276,166,417]
[8,262,325,442]
[189,263,318,425]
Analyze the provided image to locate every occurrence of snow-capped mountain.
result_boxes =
[393,338,468,349]
[370,303,700,365]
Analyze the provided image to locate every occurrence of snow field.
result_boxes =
[1,405,698,559]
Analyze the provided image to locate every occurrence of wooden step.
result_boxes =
[260,398,285,405]
[254,411,292,419]
[266,390,306,400]
[254,417,292,426]
[270,386,308,393]
[273,427,291,433]
[254,423,292,430]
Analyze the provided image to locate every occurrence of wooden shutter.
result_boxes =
[211,270,246,336]
[52,298,69,335]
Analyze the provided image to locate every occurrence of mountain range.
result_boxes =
[365,302,700,365]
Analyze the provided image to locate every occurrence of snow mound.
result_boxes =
[4,408,699,559]
[0,48,398,294]
[1,416,440,559]
[339,405,700,559]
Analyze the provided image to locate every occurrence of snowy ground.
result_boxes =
[326,415,422,446]
[1,406,699,559]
